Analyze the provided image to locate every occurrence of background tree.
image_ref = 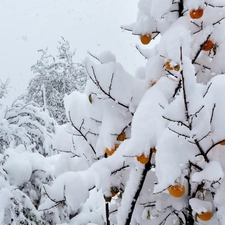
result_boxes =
[24,37,87,124]
[0,79,9,100]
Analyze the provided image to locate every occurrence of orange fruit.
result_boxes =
[117,131,126,141]
[168,184,185,198]
[189,8,204,19]
[202,40,214,51]
[105,144,120,156]
[165,61,173,70]
[173,64,180,71]
[140,34,152,45]
[220,140,225,145]
[197,211,213,221]
[136,154,149,164]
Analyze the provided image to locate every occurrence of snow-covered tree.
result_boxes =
[24,37,87,124]
[0,100,55,156]
[28,1,225,225]
[0,79,9,100]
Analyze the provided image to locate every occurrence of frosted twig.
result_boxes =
[135,45,149,59]
[90,66,131,112]
[168,127,190,138]
[189,161,203,171]
[108,73,115,94]
[197,131,211,142]
[172,79,182,98]
[43,185,65,204]
[206,3,225,8]
[111,165,129,175]
[88,51,102,63]
[205,139,224,155]
[162,115,189,128]
[68,111,96,154]
[194,139,209,162]
[213,17,225,25]
[203,82,212,97]
[210,104,216,123]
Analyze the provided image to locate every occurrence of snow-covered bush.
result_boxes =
[0,100,55,156]
[42,0,225,225]
[24,37,87,124]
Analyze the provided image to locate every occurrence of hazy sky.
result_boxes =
[0,0,146,103]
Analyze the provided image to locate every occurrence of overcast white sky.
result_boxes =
[0,0,146,104]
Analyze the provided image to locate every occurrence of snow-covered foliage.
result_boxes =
[23,37,87,124]
[0,100,55,156]
[41,0,225,224]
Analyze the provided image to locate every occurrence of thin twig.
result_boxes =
[68,111,96,154]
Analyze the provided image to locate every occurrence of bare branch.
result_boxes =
[162,115,189,128]
[206,139,225,155]
[88,51,102,63]
[43,185,65,204]
[213,17,225,25]
[194,139,209,162]
[108,73,115,94]
[135,45,149,59]
[105,203,110,225]
[196,131,211,142]
[68,111,96,154]
[189,161,203,171]
[173,79,182,98]
[210,104,216,123]
[90,66,131,112]
[168,127,190,138]
[111,165,129,175]
[203,83,212,98]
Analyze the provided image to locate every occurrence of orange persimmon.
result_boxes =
[165,61,173,70]
[173,64,180,71]
[197,211,213,221]
[202,40,214,51]
[117,131,126,141]
[136,154,149,164]
[190,8,204,19]
[140,34,152,45]
[105,144,120,156]
[168,184,185,198]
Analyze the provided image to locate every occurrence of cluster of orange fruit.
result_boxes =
[164,61,180,71]
[168,184,212,221]
[139,8,214,52]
